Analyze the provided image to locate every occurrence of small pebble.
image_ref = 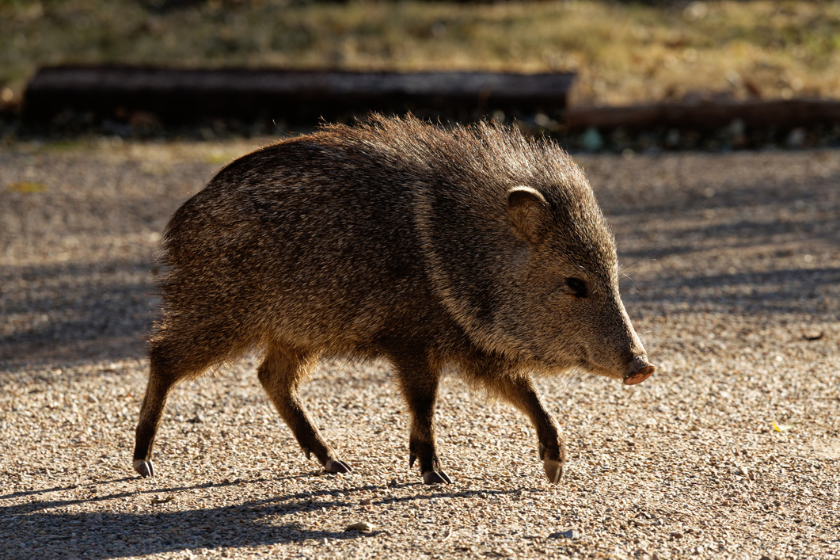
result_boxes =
[150,495,175,504]
[345,521,374,532]
[548,529,580,539]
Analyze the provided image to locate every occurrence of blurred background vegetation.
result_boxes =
[2,0,840,108]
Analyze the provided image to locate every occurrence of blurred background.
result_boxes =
[4,1,839,104]
[2,0,840,148]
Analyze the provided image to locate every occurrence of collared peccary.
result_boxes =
[133,115,654,485]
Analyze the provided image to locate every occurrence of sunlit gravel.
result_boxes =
[1,142,838,559]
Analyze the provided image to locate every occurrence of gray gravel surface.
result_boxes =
[1,140,838,559]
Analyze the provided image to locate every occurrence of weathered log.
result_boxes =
[23,65,575,123]
[565,99,840,132]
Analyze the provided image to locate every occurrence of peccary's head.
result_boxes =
[500,184,654,385]
[357,116,654,384]
[328,115,653,384]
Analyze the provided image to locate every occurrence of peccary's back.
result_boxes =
[159,137,460,354]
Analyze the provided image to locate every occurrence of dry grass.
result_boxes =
[2,1,840,108]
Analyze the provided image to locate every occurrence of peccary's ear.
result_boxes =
[507,186,551,244]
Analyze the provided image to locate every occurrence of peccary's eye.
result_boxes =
[565,277,588,298]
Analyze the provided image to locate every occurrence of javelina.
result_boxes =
[133,115,654,485]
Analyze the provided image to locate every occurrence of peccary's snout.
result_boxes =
[623,356,655,385]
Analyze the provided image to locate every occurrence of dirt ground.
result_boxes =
[1,140,838,560]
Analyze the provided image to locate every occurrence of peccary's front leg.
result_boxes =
[489,375,566,483]
[389,351,451,485]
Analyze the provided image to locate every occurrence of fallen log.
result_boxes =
[565,99,840,132]
[23,65,575,124]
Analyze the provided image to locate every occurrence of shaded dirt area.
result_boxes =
[1,142,838,559]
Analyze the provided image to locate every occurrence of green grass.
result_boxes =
[2,0,840,107]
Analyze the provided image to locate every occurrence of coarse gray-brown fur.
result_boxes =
[133,114,655,484]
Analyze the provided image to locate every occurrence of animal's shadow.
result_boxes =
[0,477,523,559]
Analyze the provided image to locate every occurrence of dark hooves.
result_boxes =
[133,459,154,478]
[543,458,563,484]
[422,470,452,484]
[539,443,565,483]
[325,459,353,474]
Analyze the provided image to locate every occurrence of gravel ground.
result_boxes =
[1,140,838,559]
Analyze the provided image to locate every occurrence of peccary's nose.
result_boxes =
[623,356,655,385]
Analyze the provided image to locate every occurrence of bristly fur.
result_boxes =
[133,113,651,485]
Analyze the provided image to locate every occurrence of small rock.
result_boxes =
[548,529,580,539]
[151,494,175,504]
[727,118,745,139]
[664,129,681,148]
[580,127,604,152]
[786,128,806,148]
[345,521,373,532]
[360,498,373,506]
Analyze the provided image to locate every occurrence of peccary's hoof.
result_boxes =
[133,459,154,478]
[422,470,452,484]
[325,459,352,474]
[543,458,564,484]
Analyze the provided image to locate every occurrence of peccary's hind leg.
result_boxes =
[133,339,220,478]
[389,351,451,485]
[488,375,566,483]
[258,341,351,474]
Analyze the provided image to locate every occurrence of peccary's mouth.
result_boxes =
[623,357,655,385]
[577,355,620,381]
[575,349,654,384]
